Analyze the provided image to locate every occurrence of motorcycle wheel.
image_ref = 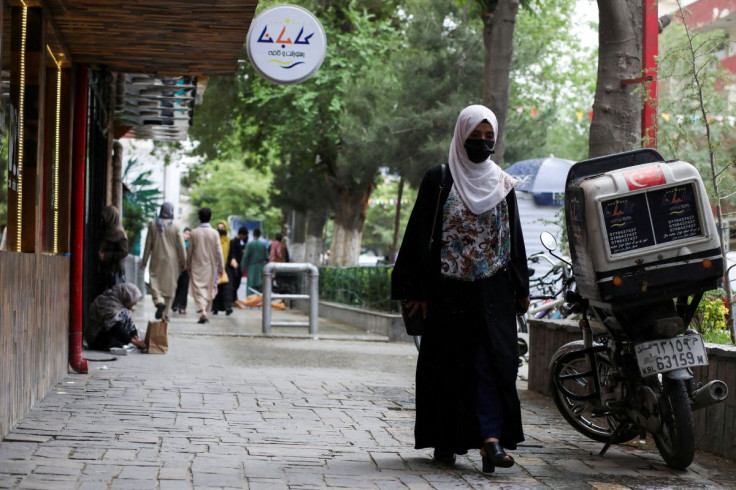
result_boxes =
[550,344,639,444]
[652,377,695,470]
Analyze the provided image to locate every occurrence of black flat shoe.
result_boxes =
[197,316,209,324]
[226,308,233,316]
[433,448,456,466]
[481,441,514,473]
[155,303,166,320]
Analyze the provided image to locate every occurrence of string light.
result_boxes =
[53,65,61,254]
[16,5,28,252]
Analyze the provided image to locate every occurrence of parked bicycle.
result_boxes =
[516,247,575,363]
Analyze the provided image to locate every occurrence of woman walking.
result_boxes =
[391,105,530,473]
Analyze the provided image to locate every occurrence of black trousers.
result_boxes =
[213,274,234,312]
[172,270,189,311]
[90,311,138,350]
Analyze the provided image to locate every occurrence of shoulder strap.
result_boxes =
[428,164,448,251]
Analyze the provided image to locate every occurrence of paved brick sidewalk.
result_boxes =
[0,300,735,489]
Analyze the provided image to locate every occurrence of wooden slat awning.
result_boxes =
[43,0,259,75]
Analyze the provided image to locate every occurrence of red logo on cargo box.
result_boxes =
[624,166,665,190]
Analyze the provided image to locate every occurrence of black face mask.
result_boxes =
[218,229,227,236]
[464,138,495,163]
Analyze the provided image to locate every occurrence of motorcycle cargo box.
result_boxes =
[565,149,723,306]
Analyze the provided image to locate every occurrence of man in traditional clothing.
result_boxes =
[140,202,187,321]
[187,208,224,324]
[241,228,268,293]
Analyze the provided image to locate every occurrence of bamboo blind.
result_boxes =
[43,0,259,75]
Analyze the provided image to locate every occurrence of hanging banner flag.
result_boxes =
[530,108,538,118]
[661,113,671,122]
[576,110,584,122]
[246,5,327,84]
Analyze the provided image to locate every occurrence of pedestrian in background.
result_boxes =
[391,105,530,473]
[269,232,287,263]
[212,220,234,315]
[228,227,248,301]
[98,206,129,293]
[187,208,223,324]
[241,228,268,293]
[140,202,186,321]
[172,227,191,315]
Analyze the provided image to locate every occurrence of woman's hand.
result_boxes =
[404,300,427,319]
[516,296,530,315]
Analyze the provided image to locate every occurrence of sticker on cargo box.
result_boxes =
[602,194,655,254]
[624,166,666,191]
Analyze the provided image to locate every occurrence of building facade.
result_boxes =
[0,0,259,440]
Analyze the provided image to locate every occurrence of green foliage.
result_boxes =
[184,0,598,258]
[319,265,396,312]
[658,20,736,204]
[122,158,163,253]
[362,176,418,255]
[691,292,734,345]
[504,0,596,164]
[185,159,282,233]
[190,0,408,233]
[122,197,145,255]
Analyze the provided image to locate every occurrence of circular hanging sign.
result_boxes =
[246,5,327,85]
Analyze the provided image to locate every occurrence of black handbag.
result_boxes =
[401,300,425,336]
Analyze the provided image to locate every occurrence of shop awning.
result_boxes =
[41,0,259,140]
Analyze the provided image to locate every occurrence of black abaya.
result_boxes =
[392,164,529,453]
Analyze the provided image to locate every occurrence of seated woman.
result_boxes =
[86,283,147,351]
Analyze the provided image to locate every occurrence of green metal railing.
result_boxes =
[318,265,398,313]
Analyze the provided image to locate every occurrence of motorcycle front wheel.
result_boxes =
[651,377,695,470]
[550,343,639,443]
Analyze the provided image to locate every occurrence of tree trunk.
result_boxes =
[304,210,327,266]
[329,186,373,266]
[289,210,307,263]
[482,0,520,167]
[589,0,643,158]
[389,175,405,264]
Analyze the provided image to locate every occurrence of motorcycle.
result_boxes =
[546,150,729,470]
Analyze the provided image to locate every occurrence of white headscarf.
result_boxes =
[448,105,517,215]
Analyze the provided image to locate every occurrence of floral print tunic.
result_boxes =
[440,185,511,281]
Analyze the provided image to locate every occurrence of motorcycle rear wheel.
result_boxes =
[550,345,639,444]
[652,377,695,470]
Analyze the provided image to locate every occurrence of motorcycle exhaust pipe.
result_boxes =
[691,380,728,411]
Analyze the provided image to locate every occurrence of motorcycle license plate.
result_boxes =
[634,335,708,377]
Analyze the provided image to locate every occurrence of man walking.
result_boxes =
[140,202,187,321]
[241,228,268,293]
[187,208,223,324]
